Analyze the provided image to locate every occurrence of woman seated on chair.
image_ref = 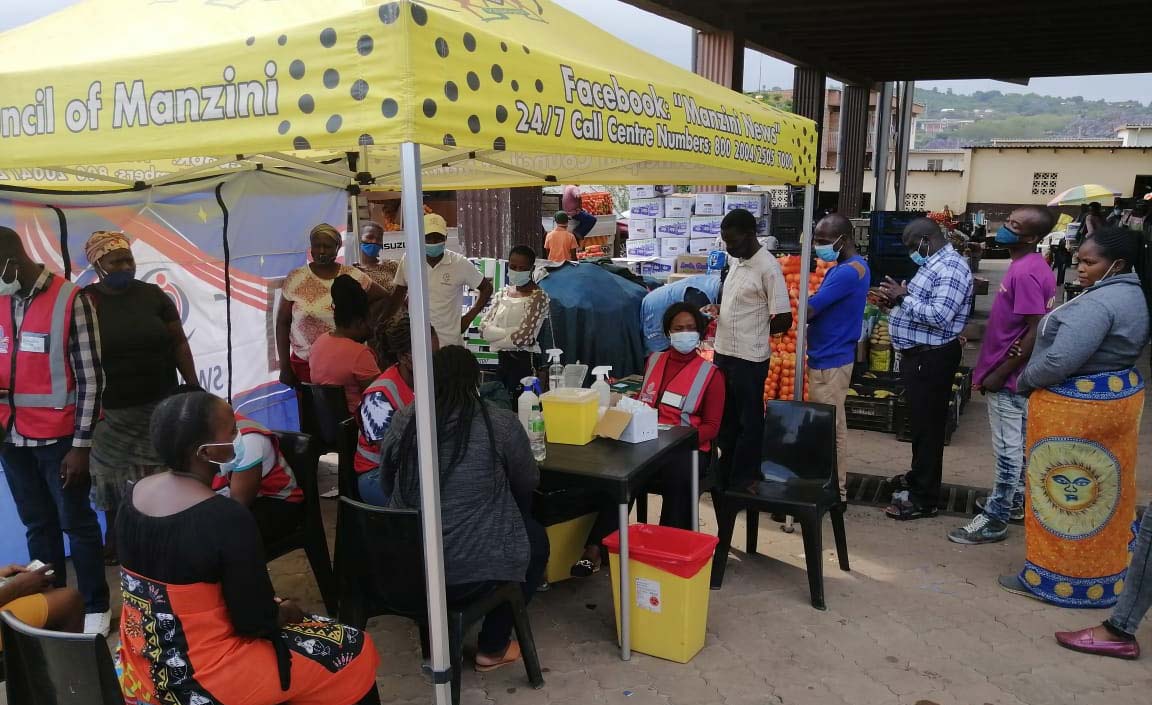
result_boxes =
[354,316,439,506]
[116,390,380,705]
[0,563,83,649]
[309,274,382,415]
[571,302,725,577]
[382,345,549,672]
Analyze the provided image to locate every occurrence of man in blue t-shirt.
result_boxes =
[806,214,870,500]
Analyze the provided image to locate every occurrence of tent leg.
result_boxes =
[400,142,452,705]
[794,184,817,400]
[349,192,361,265]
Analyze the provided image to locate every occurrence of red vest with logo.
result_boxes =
[211,416,303,503]
[640,351,718,451]
[0,275,80,440]
[354,365,415,474]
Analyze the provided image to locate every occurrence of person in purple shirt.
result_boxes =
[948,206,1057,545]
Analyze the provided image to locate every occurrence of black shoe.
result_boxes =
[885,491,939,521]
[975,497,1025,523]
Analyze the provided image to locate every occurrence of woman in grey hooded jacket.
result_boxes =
[1000,227,1149,610]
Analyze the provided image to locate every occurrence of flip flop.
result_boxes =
[475,640,521,672]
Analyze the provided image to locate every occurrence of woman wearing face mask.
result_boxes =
[116,390,381,705]
[307,275,381,415]
[998,227,1150,609]
[479,245,551,394]
[571,302,725,577]
[275,224,386,389]
[354,315,439,506]
[82,231,198,565]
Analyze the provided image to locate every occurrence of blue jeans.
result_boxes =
[1108,511,1152,636]
[2,441,109,612]
[357,469,390,507]
[570,210,597,239]
[982,390,1028,522]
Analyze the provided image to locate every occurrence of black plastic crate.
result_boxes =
[845,394,899,433]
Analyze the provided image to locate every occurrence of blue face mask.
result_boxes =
[101,269,135,290]
[360,242,382,258]
[202,431,246,475]
[909,238,928,266]
[425,242,446,258]
[814,237,841,263]
[507,269,532,287]
[994,225,1021,245]
[669,331,701,354]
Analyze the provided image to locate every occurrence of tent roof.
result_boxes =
[0,0,817,192]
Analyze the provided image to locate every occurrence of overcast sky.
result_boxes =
[3,0,1149,102]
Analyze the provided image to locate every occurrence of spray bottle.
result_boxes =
[546,348,564,391]
[591,366,613,409]
[518,377,542,436]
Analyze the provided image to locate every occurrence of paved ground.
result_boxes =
[7,260,1152,705]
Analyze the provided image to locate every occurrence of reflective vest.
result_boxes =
[640,351,718,451]
[211,416,303,503]
[0,275,80,440]
[354,366,414,474]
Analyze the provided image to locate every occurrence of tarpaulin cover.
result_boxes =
[603,524,719,579]
[539,263,648,377]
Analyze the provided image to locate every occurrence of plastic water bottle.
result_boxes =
[528,402,547,462]
[546,348,564,391]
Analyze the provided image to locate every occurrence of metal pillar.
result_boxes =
[693,30,744,194]
[838,84,870,218]
[793,184,817,399]
[399,142,452,705]
[894,81,916,212]
[873,82,894,213]
[792,66,827,189]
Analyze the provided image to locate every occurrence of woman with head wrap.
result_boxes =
[274,223,387,388]
[82,231,198,564]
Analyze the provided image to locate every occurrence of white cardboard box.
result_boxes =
[628,218,655,238]
[627,185,658,199]
[756,217,770,237]
[659,238,690,257]
[695,193,725,215]
[629,198,665,218]
[663,195,694,218]
[689,216,723,239]
[610,257,654,276]
[724,193,766,217]
[653,218,690,239]
[620,404,659,443]
[625,238,659,257]
[675,255,710,274]
[688,238,714,255]
[641,257,676,279]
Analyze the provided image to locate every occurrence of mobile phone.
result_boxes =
[26,559,54,577]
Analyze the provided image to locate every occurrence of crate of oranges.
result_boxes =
[762,255,835,404]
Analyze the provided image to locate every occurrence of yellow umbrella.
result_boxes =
[1048,184,1120,206]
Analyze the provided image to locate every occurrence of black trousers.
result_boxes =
[713,354,770,487]
[1053,250,1070,286]
[445,516,549,654]
[584,452,710,547]
[497,350,539,395]
[901,341,962,509]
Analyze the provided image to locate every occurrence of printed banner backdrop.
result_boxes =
[0,0,817,190]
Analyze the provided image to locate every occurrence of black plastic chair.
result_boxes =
[1,610,121,705]
[336,498,544,705]
[299,383,352,454]
[336,418,362,501]
[266,430,338,615]
[710,401,850,610]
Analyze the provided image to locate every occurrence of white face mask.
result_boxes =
[669,331,701,354]
[0,259,20,296]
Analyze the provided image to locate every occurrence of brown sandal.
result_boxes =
[475,640,521,672]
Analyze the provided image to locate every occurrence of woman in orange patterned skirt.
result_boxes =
[1000,229,1149,607]
[117,390,380,705]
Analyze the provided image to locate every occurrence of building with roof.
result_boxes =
[1116,125,1152,147]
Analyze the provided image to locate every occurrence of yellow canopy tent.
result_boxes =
[1,2,817,700]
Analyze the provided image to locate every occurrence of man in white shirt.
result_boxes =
[385,213,493,348]
[704,209,792,487]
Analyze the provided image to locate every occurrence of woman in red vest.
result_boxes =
[354,315,439,505]
[570,302,725,577]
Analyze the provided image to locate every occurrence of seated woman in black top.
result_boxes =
[115,390,380,705]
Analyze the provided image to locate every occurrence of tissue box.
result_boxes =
[664,195,694,217]
[724,193,766,217]
[654,218,690,238]
[675,255,710,274]
[620,404,659,443]
[695,193,725,215]
[625,238,658,257]
[630,198,665,218]
[689,216,723,239]
[628,218,655,238]
[659,238,690,257]
[688,238,714,255]
[641,258,676,278]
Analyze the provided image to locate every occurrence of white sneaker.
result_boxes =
[84,610,112,637]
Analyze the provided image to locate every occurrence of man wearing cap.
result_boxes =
[386,213,493,348]
[544,212,578,263]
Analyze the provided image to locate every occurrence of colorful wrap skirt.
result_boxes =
[1019,368,1145,608]
[118,569,378,705]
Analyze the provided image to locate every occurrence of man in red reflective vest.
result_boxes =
[0,227,109,635]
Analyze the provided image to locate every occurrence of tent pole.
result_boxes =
[399,142,452,705]
[794,184,816,399]
[349,193,361,266]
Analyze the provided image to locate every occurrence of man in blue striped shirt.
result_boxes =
[879,218,973,520]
